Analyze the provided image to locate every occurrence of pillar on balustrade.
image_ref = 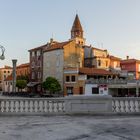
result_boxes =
[12,59,17,92]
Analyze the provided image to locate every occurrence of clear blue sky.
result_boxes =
[0,0,140,67]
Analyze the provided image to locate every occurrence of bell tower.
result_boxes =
[71,14,85,45]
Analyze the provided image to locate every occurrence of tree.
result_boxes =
[17,75,29,82]
[42,77,61,95]
[16,80,27,92]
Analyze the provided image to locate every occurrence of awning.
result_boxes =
[27,82,40,87]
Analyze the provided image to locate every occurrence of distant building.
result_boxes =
[0,66,12,91]
[28,14,124,95]
[120,57,140,79]
[43,14,85,89]
[63,67,117,96]
[3,63,29,92]
[16,63,30,77]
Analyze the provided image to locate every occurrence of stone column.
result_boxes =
[12,59,17,92]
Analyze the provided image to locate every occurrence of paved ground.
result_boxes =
[0,115,140,140]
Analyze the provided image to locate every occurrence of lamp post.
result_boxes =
[0,45,5,60]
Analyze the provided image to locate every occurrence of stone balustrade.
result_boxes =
[0,98,65,114]
[112,97,140,113]
[0,96,140,115]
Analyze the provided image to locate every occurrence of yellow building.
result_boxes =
[0,66,12,91]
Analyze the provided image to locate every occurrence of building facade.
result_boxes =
[0,66,12,91]
[120,58,140,79]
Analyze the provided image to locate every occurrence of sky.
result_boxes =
[0,0,140,67]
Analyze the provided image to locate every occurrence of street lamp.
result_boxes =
[0,45,5,60]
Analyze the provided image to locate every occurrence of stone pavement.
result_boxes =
[0,115,140,140]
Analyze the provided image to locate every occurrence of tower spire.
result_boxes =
[71,14,83,39]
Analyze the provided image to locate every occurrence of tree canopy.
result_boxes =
[16,80,27,91]
[42,77,61,94]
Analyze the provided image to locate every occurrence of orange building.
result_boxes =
[16,63,30,77]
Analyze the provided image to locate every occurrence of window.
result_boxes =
[71,75,76,82]
[37,50,41,56]
[106,61,108,67]
[66,76,70,82]
[92,88,99,94]
[31,51,35,57]
[37,72,41,79]
[79,87,83,94]
[67,87,73,95]
[31,72,35,79]
[98,60,101,66]
[31,61,35,68]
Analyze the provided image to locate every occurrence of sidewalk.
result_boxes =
[0,115,139,140]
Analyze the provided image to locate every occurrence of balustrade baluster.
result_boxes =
[47,101,50,112]
[28,100,30,112]
[3,101,6,112]
[133,100,136,112]
[22,100,26,112]
[51,101,55,113]
[123,100,126,112]
[56,101,59,112]
[32,100,35,112]
[62,101,65,112]
[112,100,116,112]
[118,100,121,112]
[128,100,131,112]
[13,100,16,112]
[18,101,21,112]
[42,100,45,112]
[37,100,40,112]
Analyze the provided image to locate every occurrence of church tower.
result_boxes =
[71,14,85,45]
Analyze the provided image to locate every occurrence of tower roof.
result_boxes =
[71,14,83,32]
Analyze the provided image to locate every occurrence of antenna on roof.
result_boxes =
[101,42,103,49]
[76,10,78,14]
[51,33,54,39]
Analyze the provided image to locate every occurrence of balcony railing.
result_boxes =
[86,79,140,85]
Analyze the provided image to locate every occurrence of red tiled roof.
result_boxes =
[17,63,29,68]
[121,59,140,64]
[79,67,116,76]
[28,44,48,52]
[110,55,121,60]
[0,65,12,70]
[44,40,72,52]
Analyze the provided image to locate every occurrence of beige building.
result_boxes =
[43,14,85,89]
[0,66,12,91]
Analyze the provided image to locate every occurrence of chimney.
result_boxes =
[50,38,53,43]
[126,56,129,60]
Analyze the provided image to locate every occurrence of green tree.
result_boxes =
[16,80,27,92]
[17,75,29,82]
[42,77,61,95]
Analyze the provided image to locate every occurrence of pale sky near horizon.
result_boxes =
[0,0,140,67]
